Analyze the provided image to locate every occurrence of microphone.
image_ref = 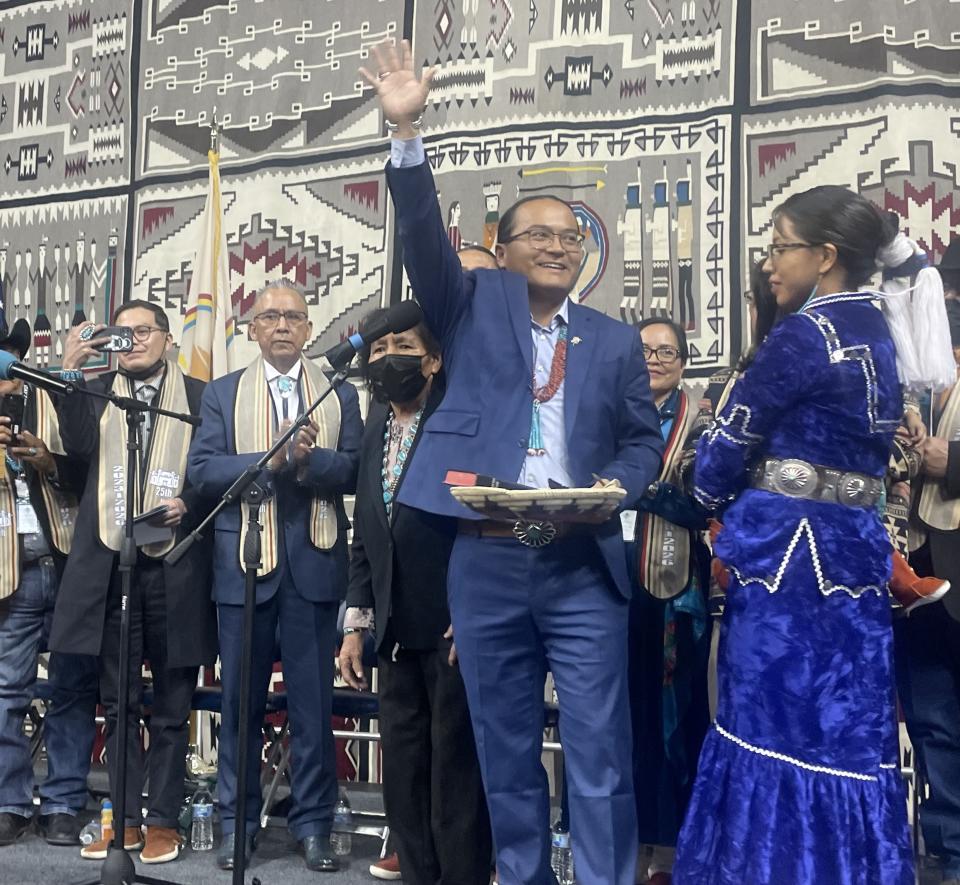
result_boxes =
[323,300,424,369]
[0,350,76,396]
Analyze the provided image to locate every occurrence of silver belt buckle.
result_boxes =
[838,472,876,507]
[771,458,818,499]
[513,520,557,548]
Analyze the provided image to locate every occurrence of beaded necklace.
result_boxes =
[527,324,568,455]
[381,407,423,515]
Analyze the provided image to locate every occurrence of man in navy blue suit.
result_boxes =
[188,279,361,873]
[363,41,664,885]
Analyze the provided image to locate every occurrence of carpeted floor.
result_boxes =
[1,767,392,885]
[1,766,947,884]
[0,819,389,885]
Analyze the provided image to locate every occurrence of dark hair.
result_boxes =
[773,186,897,289]
[636,317,689,364]
[940,268,960,297]
[737,259,783,371]
[356,307,441,384]
[497,195,575,243]
[457,244,497,261]
[113,299,170,332]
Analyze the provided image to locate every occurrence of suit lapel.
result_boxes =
[365,402,390,533]
[563,303,597,440]
[502,271,533,377]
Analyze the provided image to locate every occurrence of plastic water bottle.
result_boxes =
[79,819,101,846]
[190,785,214,851]
[550,821,575,884]
[100,799,114,845]
[330,793,352,856]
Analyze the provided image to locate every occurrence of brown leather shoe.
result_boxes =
[140,826,183,864]
[80,826,144,859]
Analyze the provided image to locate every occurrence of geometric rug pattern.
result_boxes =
[1,0,958,376]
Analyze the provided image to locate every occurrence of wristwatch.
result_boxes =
[342,626,366,635]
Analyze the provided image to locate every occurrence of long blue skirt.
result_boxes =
[674,545,913,885]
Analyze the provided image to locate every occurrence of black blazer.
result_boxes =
[346,386,456,652]
[49,367,218,667]
[927,439,960,622]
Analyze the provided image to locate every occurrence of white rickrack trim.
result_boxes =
[714,722,879,782]
[727,517,886,600]
[701,404,763,448]
[801,310,900,437]
[693,486,723,509]
[800,292,875,311]
[879,763,898,770]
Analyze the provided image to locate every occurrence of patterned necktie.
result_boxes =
[137,383,156,452]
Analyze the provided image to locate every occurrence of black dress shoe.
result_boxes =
[216,830,255,870]
[301,834,339,872]
[0,812,31,846]
[37,812,82,846]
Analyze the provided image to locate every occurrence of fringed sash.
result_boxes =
[638,388,696,600]
[233,356,341,578]
[97,364,191,558]
[0,388,78,598]
[918,381,960,533]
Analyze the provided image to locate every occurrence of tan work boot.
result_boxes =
[140,826,184,864]
[80,826,144,859]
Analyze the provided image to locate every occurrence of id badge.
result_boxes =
[16,498,40,535]
[620,509,638,542]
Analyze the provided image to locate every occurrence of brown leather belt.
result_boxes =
[458,518,575,547]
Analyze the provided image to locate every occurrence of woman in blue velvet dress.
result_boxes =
[674,187,914,885]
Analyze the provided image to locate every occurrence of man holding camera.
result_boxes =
[0,318,97,848]
[50,300,216,864]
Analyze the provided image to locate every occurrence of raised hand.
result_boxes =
[62,323,109,372]
[359,39,436,138]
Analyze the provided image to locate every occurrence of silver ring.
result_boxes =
[28,446,37,456]
[377,70,391,80]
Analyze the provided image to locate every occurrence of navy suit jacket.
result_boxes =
[387,159,664,598]
[187,365,362,606]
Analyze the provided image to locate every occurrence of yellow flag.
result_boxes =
[178,150,235,381]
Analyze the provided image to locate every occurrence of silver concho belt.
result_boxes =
[750,457,883,509]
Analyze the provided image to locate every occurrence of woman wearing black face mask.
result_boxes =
[339,306,492,885]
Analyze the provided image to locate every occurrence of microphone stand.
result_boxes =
[70,383,198,885]
[165,364,350,885]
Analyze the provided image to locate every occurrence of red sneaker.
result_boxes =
[370,851,402,880]
[890,550,951,613]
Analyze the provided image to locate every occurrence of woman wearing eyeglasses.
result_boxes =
[625,318,711,885]
[673,187,914,885]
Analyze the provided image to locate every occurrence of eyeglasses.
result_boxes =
[131,325,167,342]
[253,310,309,327]
[500,227,585,252]
[642,344,681,364]
[764,242,822,262]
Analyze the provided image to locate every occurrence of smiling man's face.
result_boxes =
[495,199,582,300]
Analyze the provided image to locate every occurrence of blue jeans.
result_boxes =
[0,558,99,817]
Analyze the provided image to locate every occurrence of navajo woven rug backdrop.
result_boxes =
[0,0,959,377]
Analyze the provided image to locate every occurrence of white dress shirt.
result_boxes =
[263,359,303,424]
